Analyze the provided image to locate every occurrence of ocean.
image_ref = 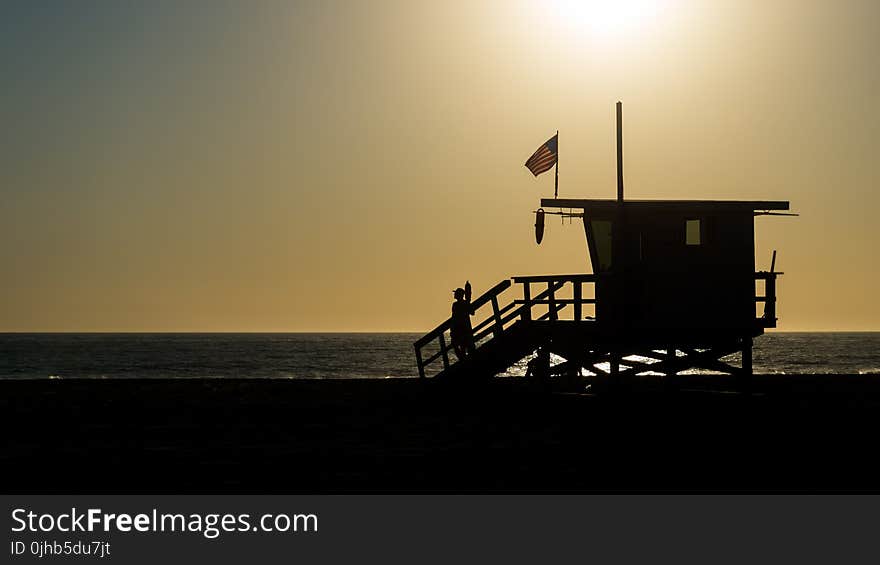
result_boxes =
[1,332,879,379]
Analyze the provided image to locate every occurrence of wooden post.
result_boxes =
[663,347,677,392]
[765,275,777,324]
[666,347,676,377]
[491,295,503,338]
[573,281,582,321]
[742,338,753,375]
[415,345,425,379]
[610,350,620,389]
[521,282,532,322]
[439,333,450,369]
[740,337,753,394]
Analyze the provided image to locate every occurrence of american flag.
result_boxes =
[524,134,558,176]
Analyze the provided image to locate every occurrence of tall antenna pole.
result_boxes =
[616,102,624,202]
[554,130,559,198]
[611,102,624,384]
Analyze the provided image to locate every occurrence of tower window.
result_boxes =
[686,219,702,246]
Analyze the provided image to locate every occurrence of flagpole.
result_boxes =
[616,103,623,202]
[554,130,559,198]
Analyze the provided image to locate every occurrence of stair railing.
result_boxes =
[413,279,514,379]
[413,275,601,379]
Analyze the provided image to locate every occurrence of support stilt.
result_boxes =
[610,350,621,392]
[740,337,753,394]
[664,347,677,392]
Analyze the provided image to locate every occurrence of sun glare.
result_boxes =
[551,0,666,39]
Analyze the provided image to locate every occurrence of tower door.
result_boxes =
[584,218,613,273]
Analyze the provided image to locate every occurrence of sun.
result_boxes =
[550,0,666,39]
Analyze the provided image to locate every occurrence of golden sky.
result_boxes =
[2,0,878,331]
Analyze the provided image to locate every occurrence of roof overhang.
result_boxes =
[540,198,790,212]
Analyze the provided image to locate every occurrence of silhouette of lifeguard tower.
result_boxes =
[414,103,789,388]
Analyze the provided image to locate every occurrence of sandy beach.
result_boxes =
[2,375,880,493]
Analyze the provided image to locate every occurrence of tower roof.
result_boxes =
[541,198,790,212]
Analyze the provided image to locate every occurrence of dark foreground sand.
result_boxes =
[2,375,880,492]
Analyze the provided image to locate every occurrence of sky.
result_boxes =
[1,0,878,332]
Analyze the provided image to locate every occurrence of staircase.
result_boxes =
[413,275,598,380]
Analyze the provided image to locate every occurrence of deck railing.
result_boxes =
[511,274,599,324]
[413,272,781,378]
[755,271,781,327]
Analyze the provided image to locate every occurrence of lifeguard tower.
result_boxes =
[413,103,789,388]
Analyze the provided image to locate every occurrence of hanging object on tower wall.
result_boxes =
[535,208,545,244]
